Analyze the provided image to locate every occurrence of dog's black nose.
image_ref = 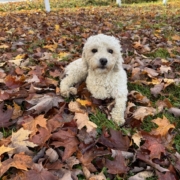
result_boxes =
[100,58,107,66]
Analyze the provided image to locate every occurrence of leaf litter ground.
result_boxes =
[0,1,180,180]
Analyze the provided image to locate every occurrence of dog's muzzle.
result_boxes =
[99,58,107,68]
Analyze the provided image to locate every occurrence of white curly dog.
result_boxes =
[60,34,128,125]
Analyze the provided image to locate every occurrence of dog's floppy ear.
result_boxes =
[113,51,124,72]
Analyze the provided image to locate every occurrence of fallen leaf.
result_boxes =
[133,106,156,121]
[105,150,129,174]
[76,98,92,106]
[26,94,64,114]
[151,116,175,136]
[23,115,47,137]
[74,112,97,133]
[0,153,33,177]
[0,145,14,156]
[9,128,37,155]
[0,102,13,127]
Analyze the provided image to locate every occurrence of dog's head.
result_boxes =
[82,34,123,74]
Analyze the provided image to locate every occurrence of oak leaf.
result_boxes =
[151,116,175,136]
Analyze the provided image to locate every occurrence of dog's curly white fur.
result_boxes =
[60,34,128,125]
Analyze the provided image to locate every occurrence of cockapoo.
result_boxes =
[60,34,128,125]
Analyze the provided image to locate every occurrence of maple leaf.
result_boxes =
[98,129,130,151]
[150,116,175,136]
[26,94,64,114]
[30,127,51,146]
[23,115,47,137]
[4,75,24,89]
[51,128,79,161]
[0,153,33,177]
[9,128,37,155]
[0,102,14,127]
[0,145,14,156]
[133,106,156,121]
[105,150,129,174]
[77,150,97,172]
[74,112,97,133]
[141,133,165,159]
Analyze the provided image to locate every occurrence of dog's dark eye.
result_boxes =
[92,49,98,53]
[108,49,113,54]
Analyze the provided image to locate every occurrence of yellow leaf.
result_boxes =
[55,24,60,31]
[76,98,92,107]
[0,44,9,49]
[151,116,175,136]
[172,35,180,41]
[28,30,35,34]
[43,44,58,52]
[132,132,142,147]
[15,54,26,60]
[0,145,14,156]
[58,52,69,60]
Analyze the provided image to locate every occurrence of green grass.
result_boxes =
[146,48,170,59]
[90,110,119,130]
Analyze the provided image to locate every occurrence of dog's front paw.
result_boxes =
[111,110,125,126]
[61,87,77,97]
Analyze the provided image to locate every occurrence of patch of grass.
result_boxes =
[141,116,158,132]
[146,176,158,180]
[174,132,180,153]
[90,110,119,130]
[146,48,170,59]
[1,127,16,138]
[128,82,151,99]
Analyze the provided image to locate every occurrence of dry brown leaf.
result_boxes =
[133,106,156,121]
[9,128,37,155]
[132,132,143,147]
[74,113,97,133]
[68,101,85,113]
[23,115,47,137]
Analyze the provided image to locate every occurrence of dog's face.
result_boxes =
[82,34,123,74]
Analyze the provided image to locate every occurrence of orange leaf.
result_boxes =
[76,98,92,107]
[151,116,175,136]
